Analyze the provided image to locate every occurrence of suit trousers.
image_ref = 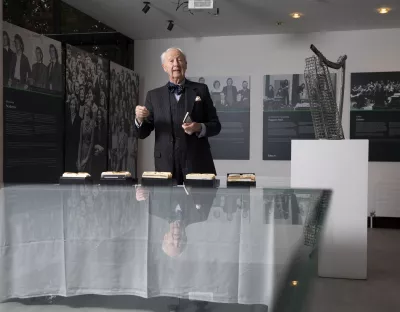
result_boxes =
[173,145,185,185]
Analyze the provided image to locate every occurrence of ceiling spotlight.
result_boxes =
[290,12,303,19]
[377,7,391,14]
[142,2,150,14]
[167,20,174,31]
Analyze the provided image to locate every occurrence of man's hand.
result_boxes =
[182,122,201,135]
[135,105,150,123]
[136,187,150,202]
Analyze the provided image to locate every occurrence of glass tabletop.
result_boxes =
[0,184,331,312]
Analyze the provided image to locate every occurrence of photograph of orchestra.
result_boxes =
[263,74,336,111]
[351,72,400,110]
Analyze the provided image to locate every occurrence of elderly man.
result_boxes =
[135,47,221,184]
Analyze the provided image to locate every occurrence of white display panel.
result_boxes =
[291,140,369,279]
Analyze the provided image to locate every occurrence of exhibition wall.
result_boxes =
[2,21,140,183]
[0,2,3,184]
[134,27,400,218]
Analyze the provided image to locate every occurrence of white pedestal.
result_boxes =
[291,140,368,279]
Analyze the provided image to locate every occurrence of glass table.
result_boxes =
[0,184,331,312]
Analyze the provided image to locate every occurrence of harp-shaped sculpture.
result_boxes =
[304,45,347,139]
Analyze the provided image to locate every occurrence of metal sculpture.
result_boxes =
[304,45,347,139]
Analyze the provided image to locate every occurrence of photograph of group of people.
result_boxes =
[189,76,250,110]
[263,190,307,225]
[64,185,139,239]
[108,62,139,177]
[3,21,62,93]
[65,44,109,181]
[210,192,250,222]
[351,72,400,110]
[263,74,336,111]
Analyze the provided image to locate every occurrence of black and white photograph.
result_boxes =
[108,61,139,178]
[263,74,336,111]
[209,191,250,223]
[351,72,400,110]
[3,21,63,94]
[188,76,251,160]
[64,44,109,181]
[262,73,337,160]
[263,190,308,225]
[350,72,400,162]
[190,76,251,110]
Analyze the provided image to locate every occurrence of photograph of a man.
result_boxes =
[32,46,47,88]
[135,47,221,184]
[9,34,31,88]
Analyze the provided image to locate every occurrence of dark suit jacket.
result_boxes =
[222,85,238,106]
[65,114,82,172]
[32,62,48,89]
[9,53,31,84]
[136,79,221,175]
[47,61,62,92]
[149,187,217,226]
[3,48,14,83]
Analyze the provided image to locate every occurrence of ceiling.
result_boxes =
[63,0,400,40]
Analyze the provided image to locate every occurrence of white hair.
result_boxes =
[160,47,187,64]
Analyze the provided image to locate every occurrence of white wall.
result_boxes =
[134,28,400,218]
[0,0,3,185]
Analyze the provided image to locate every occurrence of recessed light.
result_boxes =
[377,7,391,14]
[290,12,303,19]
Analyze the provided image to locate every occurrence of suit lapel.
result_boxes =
[184,80,197,114]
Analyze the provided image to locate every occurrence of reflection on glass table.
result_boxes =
[0,184,331,312]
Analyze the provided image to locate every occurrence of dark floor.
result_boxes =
[1,229,398,312]
[304,228,400,312]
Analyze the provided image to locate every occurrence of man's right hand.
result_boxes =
[136,187,150,202]
[135,105,150,123]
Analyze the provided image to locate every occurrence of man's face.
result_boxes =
[80,89,85,100]
[35,49,42,62]
[163,221,186,257]
[162,49,187,81]
[50,47,56,60]
[15,39,21,51]
[242,81,248,89]
[70,101,76,113]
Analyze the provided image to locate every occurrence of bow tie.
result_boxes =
[168,83,185,95]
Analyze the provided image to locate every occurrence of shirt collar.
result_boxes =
[169,78,186,86]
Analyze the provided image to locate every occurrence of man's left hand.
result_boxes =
[182,122,201,135]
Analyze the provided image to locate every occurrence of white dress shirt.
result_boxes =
[14,53,22,80]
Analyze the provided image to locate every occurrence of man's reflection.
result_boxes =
[163,218,187,258]
[136,186,216,258]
